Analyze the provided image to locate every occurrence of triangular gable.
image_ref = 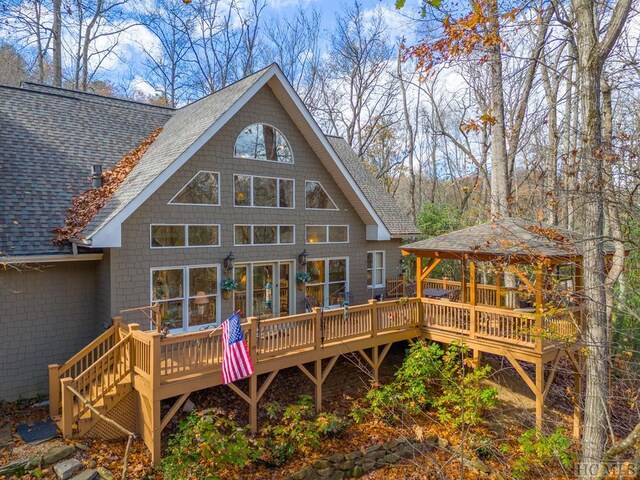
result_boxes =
[86,64,390,247]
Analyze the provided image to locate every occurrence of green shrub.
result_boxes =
[161,412,258,480]
[512,429,575,478]
[434,343,498,428]
[362,341,497,428]
[260,396,348,467]
[365,341,443,420]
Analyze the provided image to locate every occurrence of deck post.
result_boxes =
[313,307,322,349]
[61,377,73,438]
[368,299,378,338]
[460,258,467,303]
[247,316,259,433]
[535,360,544,430]
[315,359,322,412]
[416,257,423,298]
[535,266,544,353]
[48,364,60,418]
[112,316,123,341]
[372,346,379,382]
[495,267,502,308]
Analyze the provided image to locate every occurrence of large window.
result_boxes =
[305,258,348,307]
[234,175,294,208]
[151,265,219,331]
[305,181,337,210]
[305,225,348,244]
[234,123,293,163]
[235,225,295,246]
[367,251,385,288]
[150,224,220,248]
[170,171,220,205]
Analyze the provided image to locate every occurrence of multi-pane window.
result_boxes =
[305,181,337,210]
[234,123,293,163]
[170,171,220,205]
[367,251,385,288]
[305,258,348,307]
[150,225,220,248]
[234,225,295,246]
[305,225,349,244]
[151,265,219,331]
[234,175,294,208]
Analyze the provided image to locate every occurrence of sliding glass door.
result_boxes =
[233,261,294,319]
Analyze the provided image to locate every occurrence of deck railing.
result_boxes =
[113,297,579,395]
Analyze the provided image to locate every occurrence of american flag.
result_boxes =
[221,312,254,384]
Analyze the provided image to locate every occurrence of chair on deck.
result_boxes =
[305,296,319,312]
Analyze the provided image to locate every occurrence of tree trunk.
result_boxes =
[52,0,62,87]
[487,0,509,219]
[574,0,632,471]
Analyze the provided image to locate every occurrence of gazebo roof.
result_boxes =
[401,217,617,262]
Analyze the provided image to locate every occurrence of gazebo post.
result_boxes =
[495,265,502,308]
[469,261,481,368]
[460,256,467,303]
[416,256,423,299]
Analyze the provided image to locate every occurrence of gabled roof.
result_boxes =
[327,136,418,238]
[84,64,392,247]
[401,217,618,262]
[0,84,171,256]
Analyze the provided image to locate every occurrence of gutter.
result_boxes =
[0,253,103,265]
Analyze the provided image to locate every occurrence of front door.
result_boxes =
[234,261,294,319]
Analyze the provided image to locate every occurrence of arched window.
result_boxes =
[234,123,293,163]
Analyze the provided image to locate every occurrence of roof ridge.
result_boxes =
[20,82,175,111]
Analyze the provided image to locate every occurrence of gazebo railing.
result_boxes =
[422,278,521,309]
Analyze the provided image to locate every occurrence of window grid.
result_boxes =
[234,225,296,246]
[367,251,386,288]
[305,225,349,244]
[234,174,295,209]
[150,224,221,248]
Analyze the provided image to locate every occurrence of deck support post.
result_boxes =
[569,349,582,440]
[49,364,60,418]
[61,377,73,438]
[249,375,258,433]
[315,359,322,412]
[372,346,379,383]
[535,360,544,431]
[151,399,162,465]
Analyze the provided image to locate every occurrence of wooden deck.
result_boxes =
[49,295,582,465]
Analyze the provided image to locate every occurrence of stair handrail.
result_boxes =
[63,333,133,428]
[49,322,120,417]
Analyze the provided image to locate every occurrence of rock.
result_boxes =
[350,465,363,478]
[182,399,196,413]
[325,453,344,463]
[0,457,39,476]
[43,445,75,466]
[437,437,449,449]
[384,439,400,450]
[364,449,385,461]
[316,467,334,477]
[313,459,330,469]
[330,470,344,480]
[399,444,416,458]
[364,444,382,454]
[32,400,50,408]
[96,467,114,480]
[460,456,491,474]
[336,459,354,471]
[74,443,90,451]
[70,470,98,480]
[292,466,314,480]
[0,428,14,449]
[54,459,82,480]
[345,451,362,461]
[425,435,439,447]
[361,459,376,473]
[384,453,400,464]
[86,460,96,469]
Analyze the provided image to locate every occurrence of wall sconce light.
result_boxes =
[224,251,235,272]
[298,249,309,266]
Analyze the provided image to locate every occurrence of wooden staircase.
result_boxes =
[49,320,136,440]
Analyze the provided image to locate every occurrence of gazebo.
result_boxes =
[400,217,616,434]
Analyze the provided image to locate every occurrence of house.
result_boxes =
[0,64,418,402]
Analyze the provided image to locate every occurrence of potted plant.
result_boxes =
[221,278,239,299]
[296,271,311,291]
